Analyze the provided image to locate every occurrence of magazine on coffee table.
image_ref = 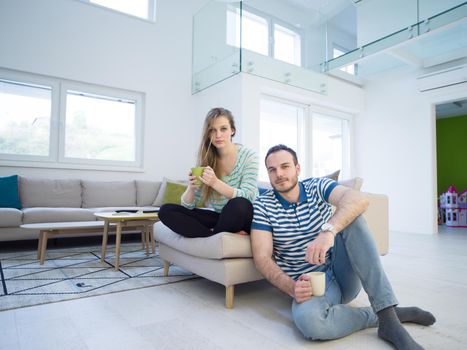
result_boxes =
[112,208,160,215]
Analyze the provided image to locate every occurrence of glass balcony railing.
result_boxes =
[192,1,241,93]
[322,0,467,77]
[192,0,467,94]
[192,0,327,94]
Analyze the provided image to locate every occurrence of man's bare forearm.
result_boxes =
[329,188,369,233]
[254,256,296,298]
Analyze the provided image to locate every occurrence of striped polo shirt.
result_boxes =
[182,144,259,213]
[252,177,337,280]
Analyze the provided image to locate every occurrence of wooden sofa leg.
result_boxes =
[226,285,234,309]
[163,260,170,277]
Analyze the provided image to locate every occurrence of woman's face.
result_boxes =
[209,116,233,149]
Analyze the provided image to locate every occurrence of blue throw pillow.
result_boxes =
[0,175,22,209]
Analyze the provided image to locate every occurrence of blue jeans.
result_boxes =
[291,215,398,340]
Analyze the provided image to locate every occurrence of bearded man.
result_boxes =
[251,144,435,350]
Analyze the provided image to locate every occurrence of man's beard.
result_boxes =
[272,175,298,194]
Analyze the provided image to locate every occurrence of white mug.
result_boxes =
[306,271,325,296]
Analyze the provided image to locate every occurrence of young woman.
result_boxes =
[158,107,259,238]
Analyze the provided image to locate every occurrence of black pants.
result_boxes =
[158,197,253,238]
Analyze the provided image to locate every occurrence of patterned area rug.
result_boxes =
[0,243,196,311]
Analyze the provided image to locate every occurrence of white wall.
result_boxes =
[357,67,467,235]
[327,23,357,59]
[357,68,434,234]
[0,0,208,181]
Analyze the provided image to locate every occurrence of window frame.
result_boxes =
[0,70,59,164]
[259,94,353,181]
[228,5,304,66]
[308,107,352,180]
[0,68,144,172]
[271,20,303,66]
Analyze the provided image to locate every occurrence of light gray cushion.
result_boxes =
[22,208,96,224]
[19,177,82,208]
[155,221,253,259]
[136,180,162,206]
[339,177,363,191]
[0,208,23,227]
[82,180,136,208]
[324,170,340,181]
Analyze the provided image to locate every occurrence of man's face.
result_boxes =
[265,150,300,193]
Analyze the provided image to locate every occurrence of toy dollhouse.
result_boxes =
[439,186,467,227]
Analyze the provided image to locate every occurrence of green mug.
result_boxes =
[191,167,205,186]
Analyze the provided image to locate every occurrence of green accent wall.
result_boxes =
[436,115,467,195]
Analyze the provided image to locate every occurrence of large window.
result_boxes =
[0,80,52,158]
[0,70,143,170]
[274,24,301,66]
[311,114,350,178]
[259,99,304,181]
[80,0,156,21]
[227,7,302,66]
[259,97,351,182]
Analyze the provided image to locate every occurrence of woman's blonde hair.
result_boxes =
[197,107,236,204]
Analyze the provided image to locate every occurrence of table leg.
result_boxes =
[141,231,145,249]
[39,231,49,265]
[101,221,110,263]
[145,225,150,256]
[163,260,169,277]
[114,222,122,271]
[151,225,156,254]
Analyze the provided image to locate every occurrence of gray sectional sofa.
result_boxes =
[0,176,162,241]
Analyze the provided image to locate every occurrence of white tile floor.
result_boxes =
[1,227,467,350]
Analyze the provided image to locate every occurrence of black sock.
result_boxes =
[395,307,436,326]
[377,307,424,350]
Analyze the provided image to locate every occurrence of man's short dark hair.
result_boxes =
[265,144,298,166]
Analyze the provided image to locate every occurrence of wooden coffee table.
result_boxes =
[20,221,106,265]
[95,212,158,271]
